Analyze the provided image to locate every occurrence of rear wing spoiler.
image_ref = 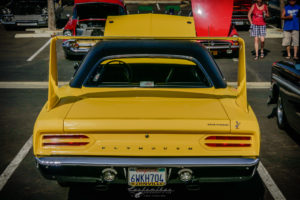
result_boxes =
[48,36,247,112]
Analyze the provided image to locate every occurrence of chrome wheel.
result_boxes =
[276,95,287,129]
[277,96,283,125]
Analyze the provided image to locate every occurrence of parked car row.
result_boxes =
[62,0,239,58]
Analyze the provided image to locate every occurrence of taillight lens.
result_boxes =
[206,143,251,147]
[205,136,251,140]
[43,142,89,146]
[43,135,89,139]
[42,134,90,147]
[205,136,251,147]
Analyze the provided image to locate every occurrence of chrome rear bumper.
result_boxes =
[36,157,259,167]
[62,40,95,56]
[203,45,239,50]
[35,157,259,183]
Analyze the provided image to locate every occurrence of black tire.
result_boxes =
[3,24,15,30]
[232,50,239,58]
[57,180,71,187]
[64,52,72,60]
[276,94,288,129]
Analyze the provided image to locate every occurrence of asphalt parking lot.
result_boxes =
[0,21,300,200]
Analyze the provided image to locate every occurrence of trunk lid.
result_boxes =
[64,96,230,132]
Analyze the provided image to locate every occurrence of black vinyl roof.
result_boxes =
[70,40,227,88]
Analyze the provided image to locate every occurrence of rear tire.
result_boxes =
[3,24,15,30]
[64,52,72,60]
[57,180,71,187]
[276,94,287,129]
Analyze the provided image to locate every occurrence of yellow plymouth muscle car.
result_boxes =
[33,35,260,187]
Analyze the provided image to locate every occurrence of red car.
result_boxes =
[192,0,239,56]
[62,0,125,58]
[232,0,252,26]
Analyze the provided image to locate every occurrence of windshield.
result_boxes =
[10,0,47,15]
[75,3,124,20]
[84,58,211,88]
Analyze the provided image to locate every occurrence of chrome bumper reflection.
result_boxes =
[62,40,95,56]
[204,45,239,50]
[36,157,259,167]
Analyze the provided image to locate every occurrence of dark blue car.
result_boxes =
[268,61,300,133]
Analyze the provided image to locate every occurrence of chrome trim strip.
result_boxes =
[272,74,300,96]
[204,45,239,50]
[36,157,259,168]
[69,47,89,53]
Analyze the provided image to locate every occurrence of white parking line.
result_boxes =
[228,82,271,89]
[0,82,68,89]
[0,82,271,89]
[26,39,51,62]
[258,163,286,200]
[0,135,32,191]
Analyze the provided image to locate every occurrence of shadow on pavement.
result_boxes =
[251,49,271,57]
[67,172,265,200]
[285,126,300,146]
[268,106,300,146]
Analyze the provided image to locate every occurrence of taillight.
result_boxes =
[43,135,89,139]
[43,142,89,146]
[205,136,251,140]
[42,134,90,147]
[206,143,251,147]
[205,136,251,147]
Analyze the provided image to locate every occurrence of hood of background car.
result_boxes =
[192,0,233,36]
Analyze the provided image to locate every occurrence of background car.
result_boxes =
[268,61,300,134]
[192,0,239,56]
[232,0,252,27]
[62,0,126,58]
[1,0,48,29]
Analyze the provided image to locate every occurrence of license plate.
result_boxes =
[17,23,37,26]
[128,168,166,186]
[226,49,233,54]
[211,50,218,56]
[235,21,244,26]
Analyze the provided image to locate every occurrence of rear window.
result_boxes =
[84,58,211,88]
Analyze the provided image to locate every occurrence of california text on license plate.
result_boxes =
[128,168,166,186]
